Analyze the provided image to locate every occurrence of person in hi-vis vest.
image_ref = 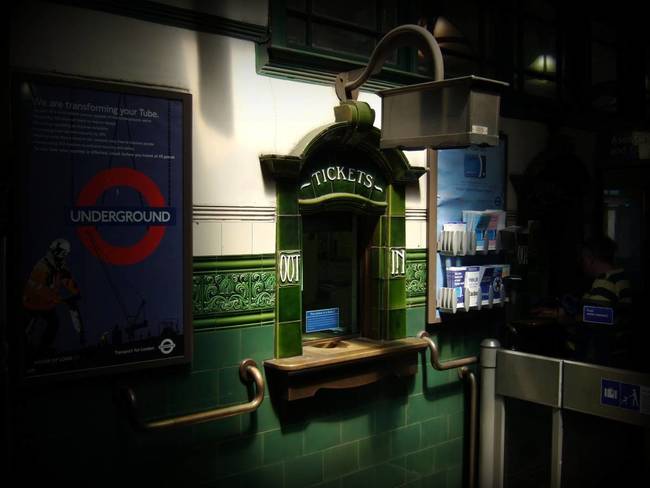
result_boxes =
[23,238,84,357]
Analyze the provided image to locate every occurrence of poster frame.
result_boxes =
[10,71,193,382]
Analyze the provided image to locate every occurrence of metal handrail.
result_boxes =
[123,359,264,431]
[418,331,478,488]
[417,331,478,370]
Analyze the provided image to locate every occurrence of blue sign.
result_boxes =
[620,383,641,411]
[601,379,620,407]
[601,379,641,412]
[583,305,614,325]
[305,308,340,333]
[463,153,486,178]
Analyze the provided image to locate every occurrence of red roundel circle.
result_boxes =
[76,167,167,266]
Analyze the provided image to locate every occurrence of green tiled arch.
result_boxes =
[260,102,426,358]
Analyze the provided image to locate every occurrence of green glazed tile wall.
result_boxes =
[14,289,482,487]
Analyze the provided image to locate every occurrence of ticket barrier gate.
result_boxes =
[478,340,650,488]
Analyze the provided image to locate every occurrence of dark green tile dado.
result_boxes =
[323,442,359,480]
[213,435,264,478]
[405,446,436,479]
[233,463,285,488]
[359,432,392,468]
[285,452,324,488]
[406,394,437,426]
[193,328,241,370]
[341,409,375,443]
[435,438,464,471]
[390,423,421,457]
[421,415,449,448]
[218,365,249,406]
[240,324,274,361]
[263,428,303,464]
[374,460,408,488]
[448,411,465,440]
[304,418,342,454]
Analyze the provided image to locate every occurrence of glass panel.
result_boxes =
[436,55,479,78]
[592,41,616,85]
[381,0,398,33]
[312,22,375,58]
[302,213,358,337]
[286,16,307,46]
[286,0,306,12]
[312,0,377,30]
[439,1,480,53]
[522,0,555,20]
[592,19,616,44]
[523,19,556,75]
[504,398,552,487]
[524,76,557,98]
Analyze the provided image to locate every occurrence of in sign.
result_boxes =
[279,252,301,285]
[390,248,405,276]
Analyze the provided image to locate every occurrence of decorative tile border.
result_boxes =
[192,255,275,328]
[406,250,427,307]
[191,249,426,328]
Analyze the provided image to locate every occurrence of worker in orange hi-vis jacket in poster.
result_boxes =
[23,238,85,358]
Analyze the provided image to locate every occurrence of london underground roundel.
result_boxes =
[75,167,167,266]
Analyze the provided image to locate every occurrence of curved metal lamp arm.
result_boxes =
[335,24,444,101]
[417,331,477,370]
[123,359,264,431]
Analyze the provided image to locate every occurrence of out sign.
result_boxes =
[390,248,405,276]
[279,252,301,285]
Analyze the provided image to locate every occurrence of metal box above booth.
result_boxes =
[379,76,508,150]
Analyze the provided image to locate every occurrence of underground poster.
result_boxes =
[13,74,192,379]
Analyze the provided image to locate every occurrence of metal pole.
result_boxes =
[459,367,478,488]
[479,338,500,488]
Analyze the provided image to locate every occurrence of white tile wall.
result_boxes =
[192,221,222,256]
[252,222,276,254]
[221,222,253,255]
[406,220,427,249]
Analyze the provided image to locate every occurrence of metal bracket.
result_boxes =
[335,24,444,101]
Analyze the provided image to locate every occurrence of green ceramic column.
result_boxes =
[275,180,303,358]
[385,183,407,340]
